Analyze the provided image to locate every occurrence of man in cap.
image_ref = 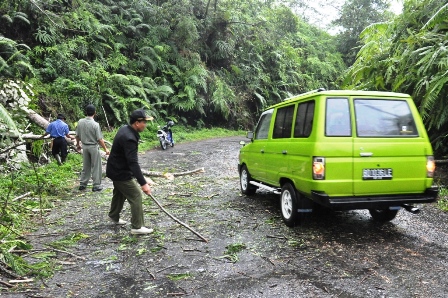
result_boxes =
[76,104,110,192]
[43,113,74,165]
[106,109,154,234]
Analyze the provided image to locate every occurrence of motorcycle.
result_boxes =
[157,120,175,150]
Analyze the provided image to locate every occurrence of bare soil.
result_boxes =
[4,136,448,297]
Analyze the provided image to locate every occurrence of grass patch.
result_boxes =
[48,233,89,249]
[104,125,244,152]
[221,243,247,263]
[437,186,448,212]
[0,154,81,278]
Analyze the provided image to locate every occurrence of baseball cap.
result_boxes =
[57,113,66,120]
[130,109,154,122]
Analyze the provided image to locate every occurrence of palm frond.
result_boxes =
[422,3,448,30]
[0,103,21,139]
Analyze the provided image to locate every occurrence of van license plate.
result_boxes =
[362,168,393,180]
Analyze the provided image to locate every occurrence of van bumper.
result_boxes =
[311,186,439,210]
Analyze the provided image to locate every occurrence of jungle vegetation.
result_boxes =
[1,0,448,280]
[0,0,447,155]
[0,0,346,135]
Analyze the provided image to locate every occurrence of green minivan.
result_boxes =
[238,89,438,226]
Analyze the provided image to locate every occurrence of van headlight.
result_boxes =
[427,156,435,178]
[313,157,325,180]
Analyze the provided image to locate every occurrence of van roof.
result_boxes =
[269,89,411,109]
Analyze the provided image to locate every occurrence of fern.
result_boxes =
[34,29,55,45]
[13,12,30,25]
[109,74,130,84]
[1,14,12,23]
[0,103,20,139]
[421,72,448,120]
[422,3,448,30]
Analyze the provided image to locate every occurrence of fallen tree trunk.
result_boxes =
[21,133,76,139]
[24,107,51,129]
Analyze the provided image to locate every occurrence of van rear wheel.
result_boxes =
[369,209,399,222]
[240,165,257,195]
[281,183,299,227]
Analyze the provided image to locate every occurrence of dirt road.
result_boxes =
[12,136,448,297]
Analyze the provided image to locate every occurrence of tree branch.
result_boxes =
[148,194,208,243]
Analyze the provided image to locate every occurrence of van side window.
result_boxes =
[354,99,419,137]
[273,105,295,138]
[326,98,351,136]
[294,101,315,138]
[254,109,273,140]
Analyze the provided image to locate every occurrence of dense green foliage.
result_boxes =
[333,0,392,65]
[0,0,345,132]
[0,153,81,278]
[343,0,448,156]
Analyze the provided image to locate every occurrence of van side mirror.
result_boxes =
[246,131,254,139]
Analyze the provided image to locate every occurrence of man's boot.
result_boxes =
[55,154,62,165]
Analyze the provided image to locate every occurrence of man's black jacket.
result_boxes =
[106,125,146,186]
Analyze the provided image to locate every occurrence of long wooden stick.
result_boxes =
[141,167,204,178]
[148,194,208,243]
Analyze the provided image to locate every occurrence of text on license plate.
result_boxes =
[362,168,393,180]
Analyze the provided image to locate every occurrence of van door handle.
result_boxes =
[360,152,373,157]
[282,150,287,155]
[260,149,264,153]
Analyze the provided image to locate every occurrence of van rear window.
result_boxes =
[354,99,418,137]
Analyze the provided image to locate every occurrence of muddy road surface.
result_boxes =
[10,136,448,297]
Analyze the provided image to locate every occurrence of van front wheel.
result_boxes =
[368,209,398,222]
[240,165,256,195]
[281,183,299,227]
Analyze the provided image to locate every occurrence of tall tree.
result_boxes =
[343,0,448,155]
[333,0,392,66]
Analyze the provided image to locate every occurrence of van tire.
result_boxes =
[240,165,257,195]
[368,209,399,222]
[281,183,299,227]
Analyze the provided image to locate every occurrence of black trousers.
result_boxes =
[52,137,68,162]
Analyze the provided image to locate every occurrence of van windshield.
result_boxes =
[354,99,418,137]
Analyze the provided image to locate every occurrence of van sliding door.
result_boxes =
[264,105,295,185]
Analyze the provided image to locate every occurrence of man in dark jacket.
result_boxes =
[106,109,154,234]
